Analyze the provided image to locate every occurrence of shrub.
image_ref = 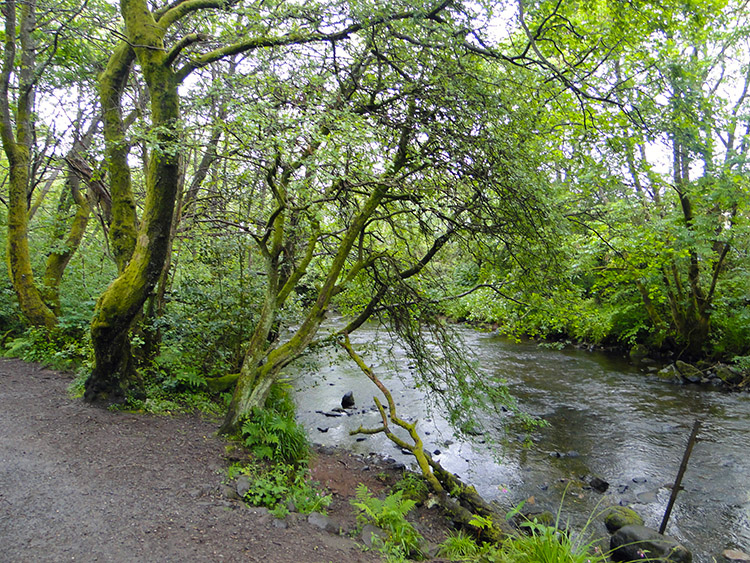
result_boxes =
[228,461,331,517]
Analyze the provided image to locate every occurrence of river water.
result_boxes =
[289,322,750,561]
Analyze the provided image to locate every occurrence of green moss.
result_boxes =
[602,506,644,533]
[206,373,239,393]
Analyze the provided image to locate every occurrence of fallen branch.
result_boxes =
[338,334,514,543]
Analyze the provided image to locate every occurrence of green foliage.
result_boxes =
[228,461,331,516]
[3,325,90,372]
[240,406,309,465]
[151,342,209,392]
[156,236,264,379]
[393,472,430,503]
[351,484,425,561]
[437,530,482,561]
[493,519,608,563]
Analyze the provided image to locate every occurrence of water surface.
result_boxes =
[290,323,750,561]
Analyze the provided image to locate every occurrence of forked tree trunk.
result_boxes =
[84,0,181,402]
[220,184,388,433]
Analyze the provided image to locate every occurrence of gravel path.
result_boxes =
[0,358,380,562]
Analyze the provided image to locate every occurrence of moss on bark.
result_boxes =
[85,0,181,402]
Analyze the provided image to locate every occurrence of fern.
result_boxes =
[351,485,424,560]
[240,407,308,464]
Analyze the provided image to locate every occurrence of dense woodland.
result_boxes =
[1,0,749,435]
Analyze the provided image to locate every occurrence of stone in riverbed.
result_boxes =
[723,549,750,561]
[341,391,355,408]
[715,365,743,386]
[657,364,682,384]
[602,506,644,533]
[589,476,609,493]
[610,525,692,562]
[675,360,703,383]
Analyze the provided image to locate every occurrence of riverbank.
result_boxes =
[2,349,748,562]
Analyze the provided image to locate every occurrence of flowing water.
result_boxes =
[289,322,750,561]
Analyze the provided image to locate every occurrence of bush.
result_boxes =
[4,324,91,371]
[240,406,309,465]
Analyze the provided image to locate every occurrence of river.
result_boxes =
[289,322,750,561]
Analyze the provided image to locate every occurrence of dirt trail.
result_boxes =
[0,358,382,562]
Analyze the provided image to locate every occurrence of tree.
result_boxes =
[83,0,466,402]
[570,0,750,357]
[217,3,567,432]
[1,0,111,328]
[448,0,750,360]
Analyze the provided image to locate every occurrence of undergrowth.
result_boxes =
[227,460,331,518]
[437,492,611,563]
[351,484,425,562]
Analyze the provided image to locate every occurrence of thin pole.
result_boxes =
[659,419,702,534]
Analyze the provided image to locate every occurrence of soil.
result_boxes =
[0,358,454,562]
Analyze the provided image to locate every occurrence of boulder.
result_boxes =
[603,506,644,533]
[589,476,609,493]
[361,523,387,548]
[610,525,692,562]
[341,391,355,409]
[675,361,703,383]
[307,512,338,533]
[235,475,251,498]
[723,549,750,561]
[657,364,682,383]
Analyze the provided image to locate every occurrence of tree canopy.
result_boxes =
[2,0,750,433]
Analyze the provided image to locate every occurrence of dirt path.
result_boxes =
[0,358,384,562]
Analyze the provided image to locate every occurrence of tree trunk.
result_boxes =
[220,183,388,433]
[85,0,181,402]
[0,0,57,329]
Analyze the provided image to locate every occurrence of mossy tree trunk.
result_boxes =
[219,184,385,432]
[0,0,57,329]
[84,0,182,402]
[82,0,453,404]
[219,118,413,432]
[342,334,514,543]
[142,101,227,359]
[1,0,100,328]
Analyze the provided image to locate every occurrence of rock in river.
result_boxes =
[341,391,355,409]
[675,360,703,383]
[610,525,692,562]
[602,506,644,533]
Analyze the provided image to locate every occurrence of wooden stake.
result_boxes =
[659,419,702,534]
